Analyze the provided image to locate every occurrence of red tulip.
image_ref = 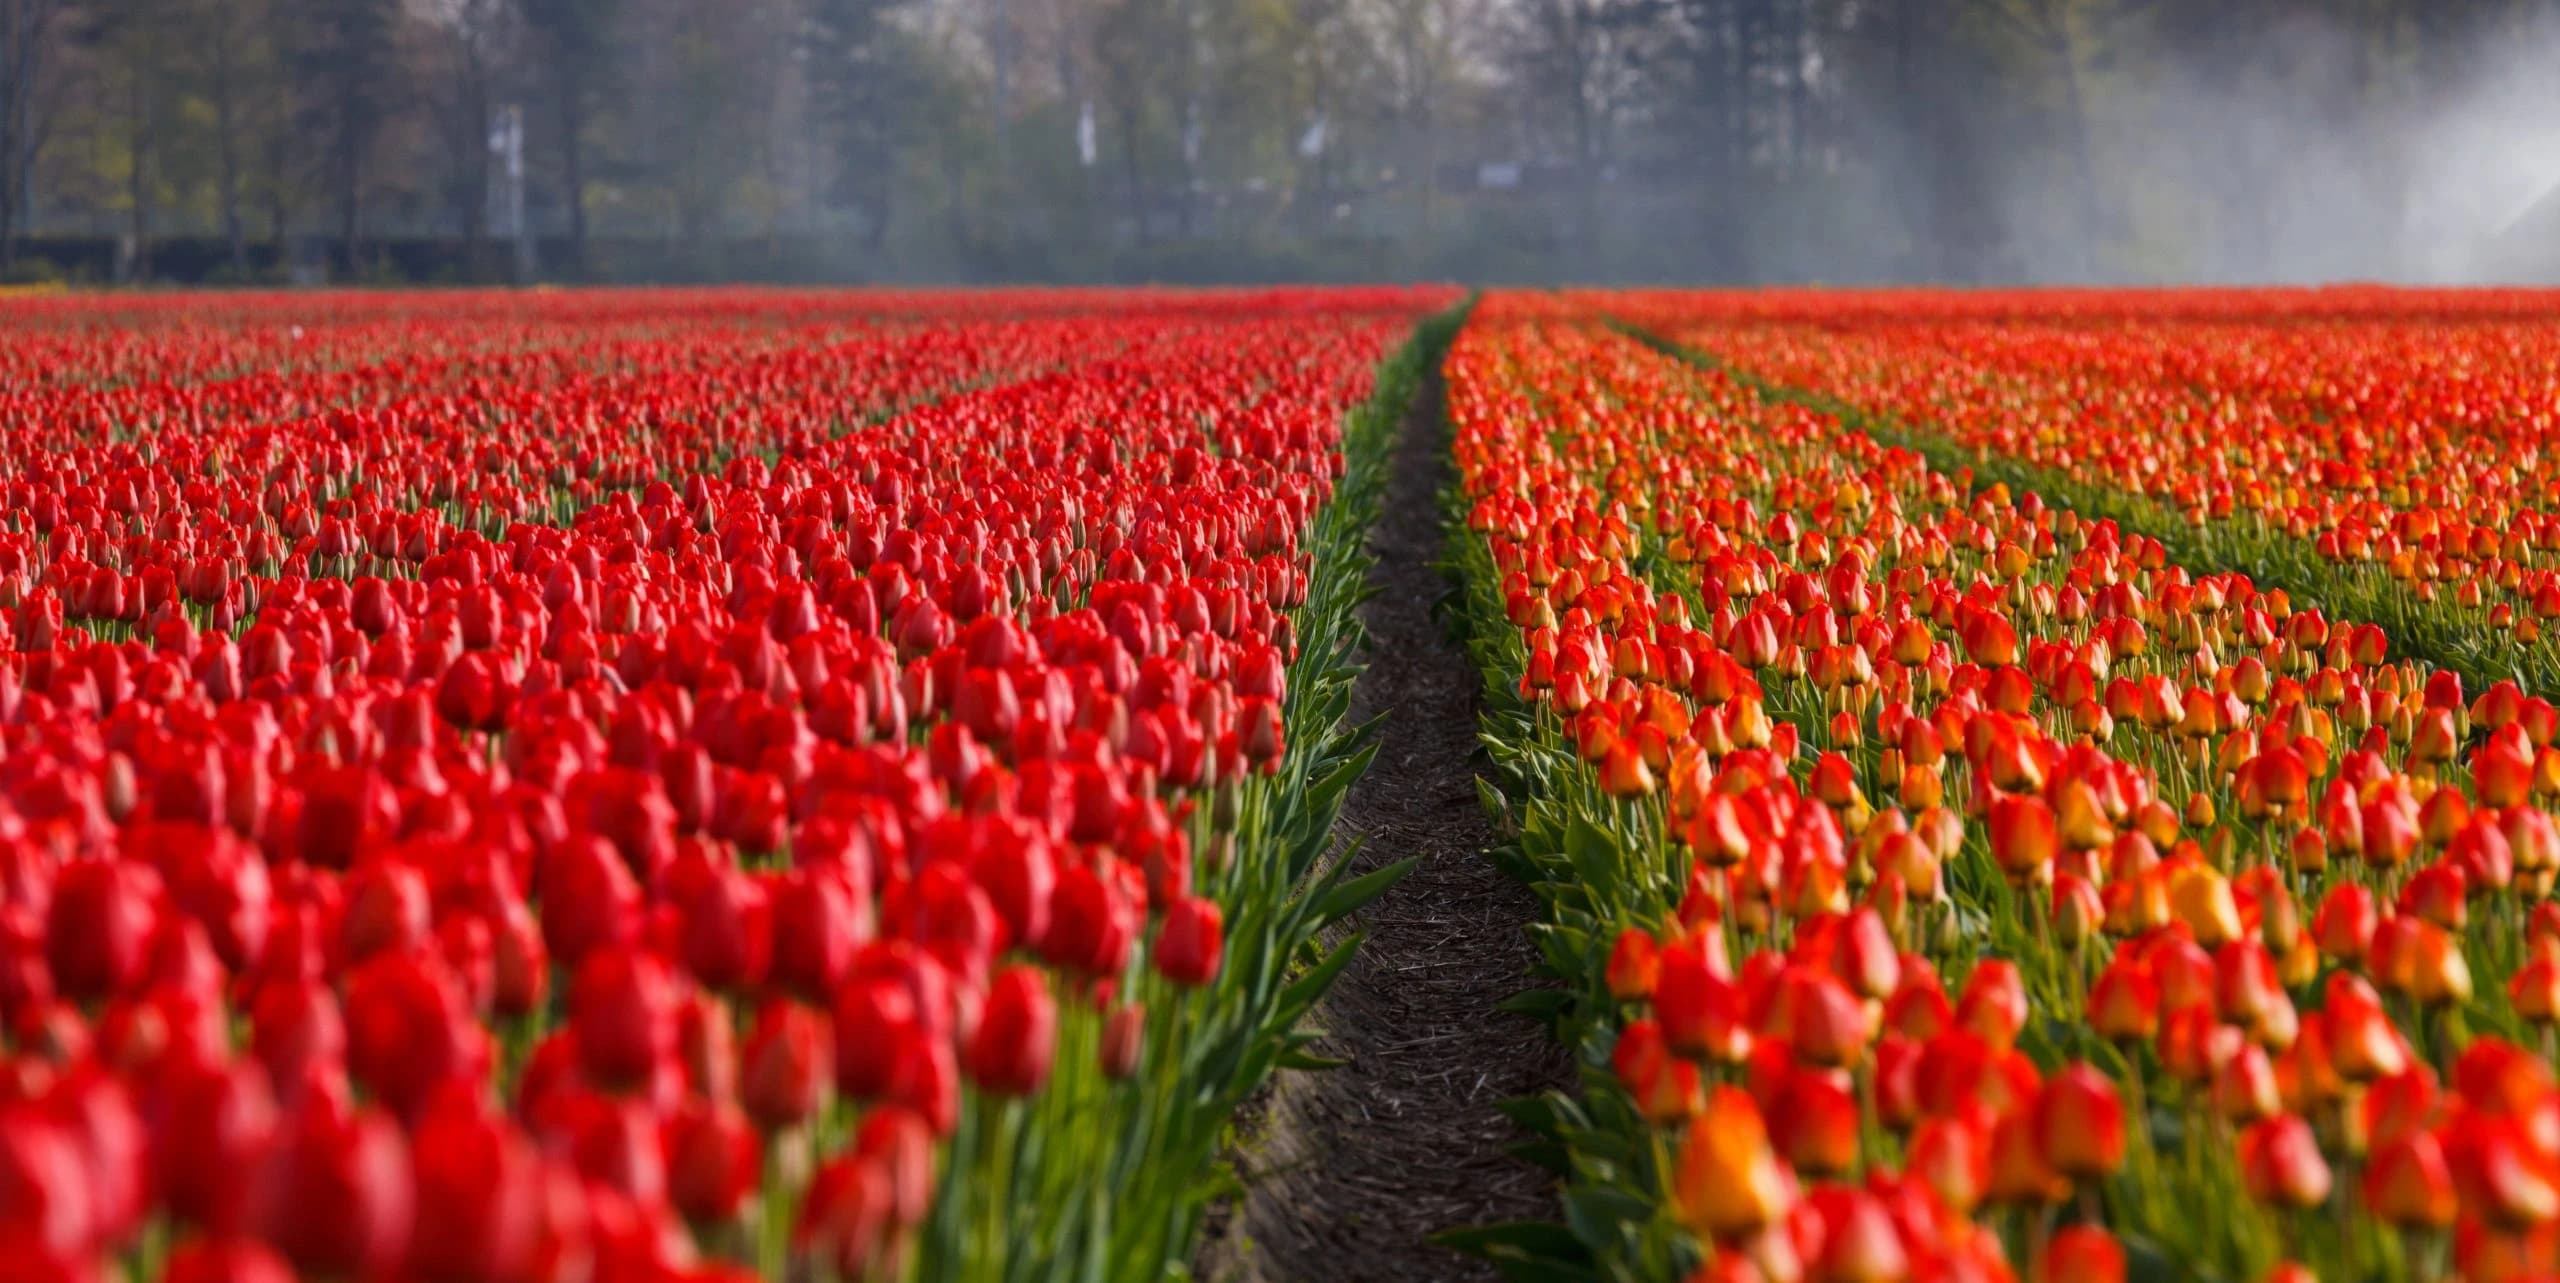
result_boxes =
[769,869,870,1002]
[799,1155,897,1281]
[2238,1114,2333,1209]
[1987,793,2057,885]
[2363,1129,2458,1229]
[1908,1115,1989,1215]
[665,1098,761,1224]
[1768,1067,1859,1177]
[1606,927,1661,1000]
[2034,1063,2126,1180]
[1658,935,1748,1063]
[343,950,492,1119]
[833,972,925,1101]
[2035,1226,2125,1283]
[743,999,834,1132]
[1671,1086,1794,1243]
[570,948,683,1091]
[407,1097,546,1283]
[674,864,772,993]
[537,835,643,971]
[1806,1186,1907,1283]
[1612,1019,1701,1125]
[164,1237,298,1283]
[44,858,161,1004]
[1154,896,1224,987]
[0,1102,96,1259]
[249,1098,414,1278]
[966,965,1057,1097]
[153,1055,278,1231]
[1955,960,2028,1052]
[1042,864,1137,979]
[1761,964,1868,1069]
[2443,1108,2560,1228]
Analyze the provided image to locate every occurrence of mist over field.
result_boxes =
[2,0,2557,284]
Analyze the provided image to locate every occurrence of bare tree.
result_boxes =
[0,0,69,268]
[280,0,406,275]
[422,0,514,276]
[187,0,273,272]
[519,0,617,274]
[802,0,912,249]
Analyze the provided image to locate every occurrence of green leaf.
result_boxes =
[1507,1138,1574,1175]
[1496,1095,1566,1134]
[1302,739,1381,816]
[1431,1220,1593,1265]
[1562,815,1621,889]
[1559,1187,1654,1253]
[1278,936,1363,1013]
[1495,988,1575,1018]
[1314,856,1419,927]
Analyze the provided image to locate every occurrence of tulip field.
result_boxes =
[10,284,2560,1283]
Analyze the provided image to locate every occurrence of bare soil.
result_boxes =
[1201,349,1572,1283]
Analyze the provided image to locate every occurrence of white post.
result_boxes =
[494,103,535,282]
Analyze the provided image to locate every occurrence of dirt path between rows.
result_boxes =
[1211,344,1572,1282]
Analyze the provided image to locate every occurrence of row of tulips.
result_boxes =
[0,286,1320,395]
[0,286,1459,1282]
[3,295,1371,659]
[1443,292,2560,1283]
[1598,288,2560,697]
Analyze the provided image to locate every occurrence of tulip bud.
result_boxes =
[1101,1003,1146,1080]
[155,1055,278,1230]
[2086,959,2160,1044]
[2052,873,2103,948]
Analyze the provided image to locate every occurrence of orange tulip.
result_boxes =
[2033,1063,2126,1180]
[2363,1130,2458,1229]
[2034,1226,2125,1283]
[1611,1020,1701,1126]
[2239,1114,2333,1209]
[1671,1086,1797,1242]
[1605,927,1661,1001]
[1769,1068,1860,1178]
[1988,793,2058,887]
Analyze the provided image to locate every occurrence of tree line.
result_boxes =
[0,0,2553,285]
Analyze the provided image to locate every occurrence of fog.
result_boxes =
[5,0,2559,285]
